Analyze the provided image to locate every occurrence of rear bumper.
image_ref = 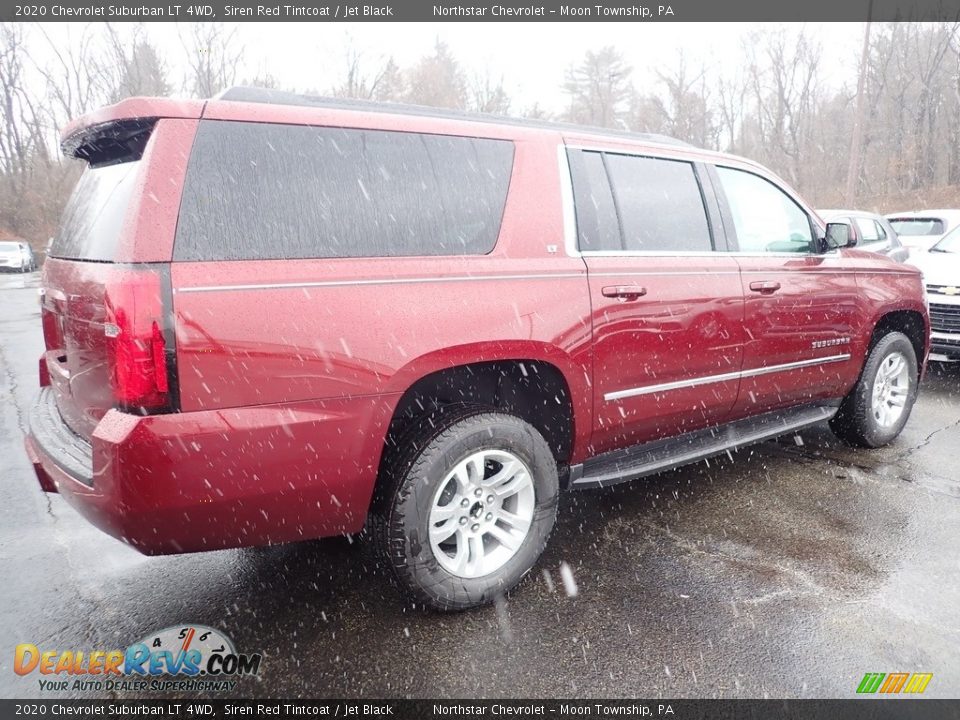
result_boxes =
[25,388,396,555]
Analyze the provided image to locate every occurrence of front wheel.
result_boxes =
[830,331,919,447]
[376,411,559,611]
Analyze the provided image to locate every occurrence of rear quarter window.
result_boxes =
[50,160,140,261]
[174,121,515,261]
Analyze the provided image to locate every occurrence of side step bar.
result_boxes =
[568,404,838,490]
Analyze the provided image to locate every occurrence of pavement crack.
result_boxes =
[898,417,960,460]
[0,338,27,435]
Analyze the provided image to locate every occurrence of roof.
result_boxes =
[817,209,884,219]
[885,209,960,219]
[218,86,694,149]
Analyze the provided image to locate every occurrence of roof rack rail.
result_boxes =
[217,86,694,149]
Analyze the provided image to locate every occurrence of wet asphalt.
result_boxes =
[0,270,958,700]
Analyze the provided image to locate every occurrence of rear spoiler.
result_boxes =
[60,97,205,166]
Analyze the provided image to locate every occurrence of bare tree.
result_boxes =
[742,28,823,190]
[844,17,873,205]
[715,67,747,153]
[180,23,243,98]
[105,24,171,102]
[0,23,48,235]
[330,43,397,101]
[35,24,108,132]
[471,71,511,115]
[652,51,717,147]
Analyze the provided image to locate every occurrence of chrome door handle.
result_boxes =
[601,285,647,301]
[749,281,781,294]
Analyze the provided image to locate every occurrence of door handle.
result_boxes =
[602,285,647,301]
[748,280,781,294]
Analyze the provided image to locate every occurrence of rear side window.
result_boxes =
[174,121,515,261]
[604,153,712,253]
[853,217,883,243]
[568,151,621,252]
[50,160,140,261]
[569,150,712,253]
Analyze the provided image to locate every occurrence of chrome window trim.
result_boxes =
[588,270,740,277]
[557,145,580,258]
[565,143,713,163]
[604,353,852,402]
[175,272,585,294]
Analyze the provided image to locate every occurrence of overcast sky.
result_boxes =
[27,22,864,112]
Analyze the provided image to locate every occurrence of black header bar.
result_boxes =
[3,0,960,22]
[1,699,959,719]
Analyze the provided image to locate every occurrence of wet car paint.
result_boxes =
[2,272,959,698]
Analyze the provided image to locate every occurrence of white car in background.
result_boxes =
[0,240,36,272]
[886,209,960,255]
[909,226,960,361]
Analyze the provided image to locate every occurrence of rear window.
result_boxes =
[174,121,515,261]
[888,218,944,236]
[50,160,141,261]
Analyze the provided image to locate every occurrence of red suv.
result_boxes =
[26,88,930,610]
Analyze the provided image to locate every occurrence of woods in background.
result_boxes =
[2,22,959,252]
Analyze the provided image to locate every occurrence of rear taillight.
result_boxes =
[104,266,176,413]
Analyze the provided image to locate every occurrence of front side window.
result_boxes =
[854,217,882,244]
[715,167,813,254]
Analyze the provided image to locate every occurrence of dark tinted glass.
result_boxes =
[604,154,712,252]
[569,150,622,251]
[175,121,514,261]
[50,160,140,261]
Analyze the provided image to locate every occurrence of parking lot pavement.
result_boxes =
[1,271,958,700]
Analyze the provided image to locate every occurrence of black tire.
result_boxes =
[373,409,559,611]
[829,331,919,448]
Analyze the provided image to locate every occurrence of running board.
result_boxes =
[568,404,838,489]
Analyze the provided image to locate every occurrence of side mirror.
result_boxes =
[824,222,858,250]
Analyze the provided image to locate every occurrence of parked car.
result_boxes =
[908,226,960,361]
[25,89,930,610]
[886,209,960,254]
[0,240,37,272]
[817,209,908,263]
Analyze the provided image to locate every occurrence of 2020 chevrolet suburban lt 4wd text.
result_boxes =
[25,88,930,610]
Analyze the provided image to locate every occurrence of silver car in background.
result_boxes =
[818,209,909,262]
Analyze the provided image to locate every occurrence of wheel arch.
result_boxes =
[381,351,584,470]
[869,308,928,370]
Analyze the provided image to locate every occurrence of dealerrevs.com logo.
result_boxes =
[14,625,261,693]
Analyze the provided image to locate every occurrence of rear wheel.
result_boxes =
[374,410,559,611]
[830,331,919,447]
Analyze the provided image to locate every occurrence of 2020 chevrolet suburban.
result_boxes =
[25,88,930,610]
